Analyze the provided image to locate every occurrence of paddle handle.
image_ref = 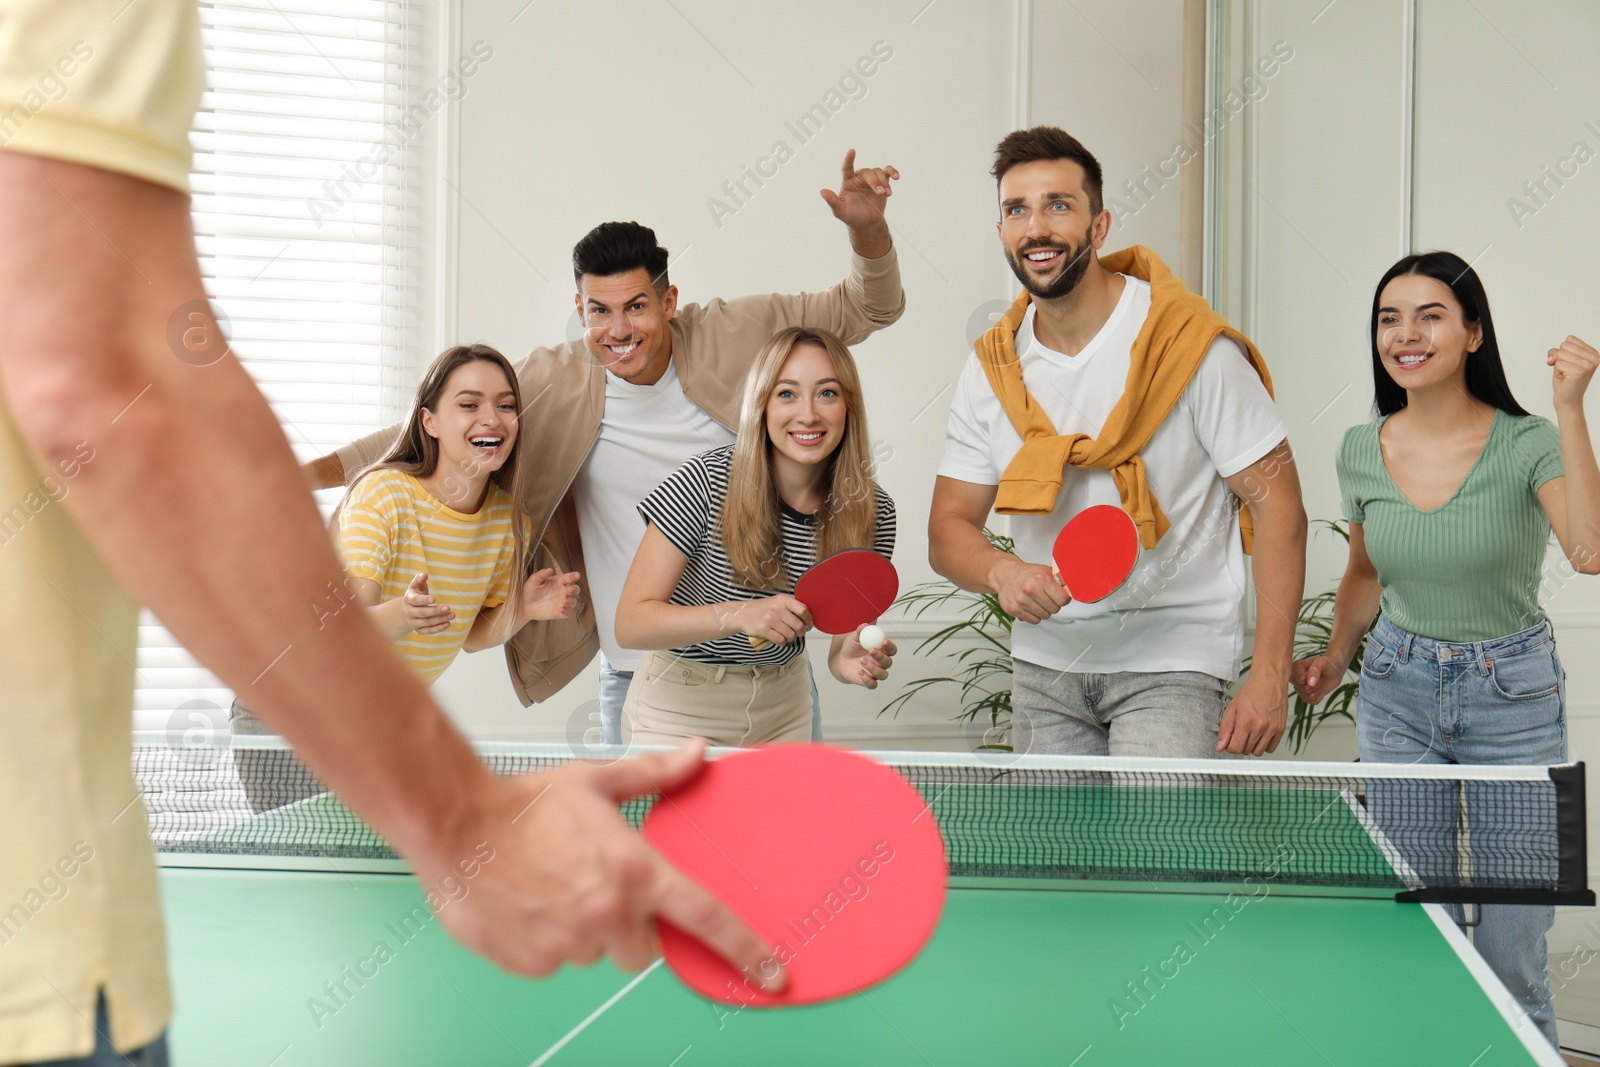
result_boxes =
[1050,562,1076,603]
[747,634,771,651]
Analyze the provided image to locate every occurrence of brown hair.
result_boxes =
[720,327,879,590]
[991,126,1104,215]
[347,343,534,594]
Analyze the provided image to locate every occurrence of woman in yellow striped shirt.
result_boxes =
[336,343,580,684]
[232,344,579,810]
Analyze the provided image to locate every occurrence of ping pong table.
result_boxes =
[143,743,1577,1066]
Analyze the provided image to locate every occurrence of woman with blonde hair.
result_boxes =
[615,326,897,746]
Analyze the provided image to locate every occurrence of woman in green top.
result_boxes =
[1292,250,1600,1050]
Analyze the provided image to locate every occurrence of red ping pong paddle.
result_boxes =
[1051,504,1140,602]
[642,745,947,1006]
[748,548,899,650]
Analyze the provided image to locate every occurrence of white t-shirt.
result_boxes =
[572,358,734,670]
[938,276,1287,680]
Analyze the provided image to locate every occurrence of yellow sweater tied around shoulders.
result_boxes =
[973,245,1273,553]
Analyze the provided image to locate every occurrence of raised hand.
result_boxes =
[820,149,898,254]
[519,567,582,622]
[1550,335,1598,414]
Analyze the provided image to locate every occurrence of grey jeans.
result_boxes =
[1011,659,1229,758]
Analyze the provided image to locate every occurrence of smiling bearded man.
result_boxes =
[928,126,1307,761]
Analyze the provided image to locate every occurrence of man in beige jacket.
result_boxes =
[306,152,907,745]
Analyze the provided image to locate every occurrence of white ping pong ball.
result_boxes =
[860,625,887,651]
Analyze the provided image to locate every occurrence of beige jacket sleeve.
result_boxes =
[672,247,905,426]
[334,423,401,486]
[695,247,905,347]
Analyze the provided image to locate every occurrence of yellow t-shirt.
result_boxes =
[0,421,171,1061]
[0,0,203,193]
[337,468,517,686]
[0,0,201,1058]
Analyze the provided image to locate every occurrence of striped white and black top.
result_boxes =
[637,444,896,665]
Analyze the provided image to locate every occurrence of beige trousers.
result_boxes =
[623,650,814,748]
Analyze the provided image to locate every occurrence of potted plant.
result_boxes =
[1239,519,1376,754]
[880,529,1016,751]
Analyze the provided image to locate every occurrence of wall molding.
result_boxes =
[1568,702,1600,723]
[1400,0,1417,254]
[1012,0,1031,130]
[432,0,461,354]
[819,720,970,749]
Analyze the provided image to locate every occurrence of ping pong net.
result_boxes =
[132,740,1593,906]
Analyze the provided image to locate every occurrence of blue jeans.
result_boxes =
[597,653,823,745]
[1011,660,1229,758]
[1356,614,1566,1051]
[21,993,168,1066]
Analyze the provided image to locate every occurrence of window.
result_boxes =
[133,0,426,734]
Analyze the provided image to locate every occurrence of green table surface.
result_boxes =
[159,864,1553,1066]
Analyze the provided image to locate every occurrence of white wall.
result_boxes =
[1411,0,1600,971]
[429,0,1190,746]
[1214,0,1413,763]
[1411,0,1600,730]
[1215,0,1600,960]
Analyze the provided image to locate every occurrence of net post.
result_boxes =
[1550,761,1596,907]
[1396,762,1597,906]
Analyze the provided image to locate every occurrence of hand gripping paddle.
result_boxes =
[642,745,947,1006]
[1051,504,1140,602]
[748,548,899,650]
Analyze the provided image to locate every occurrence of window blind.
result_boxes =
[133,0,423,734]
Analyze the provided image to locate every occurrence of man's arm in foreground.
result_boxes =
[1218,440,1308,756]
[0,153,779,986]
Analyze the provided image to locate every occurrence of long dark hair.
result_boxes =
[1369,251,1529,417]
[347,343,533,593]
